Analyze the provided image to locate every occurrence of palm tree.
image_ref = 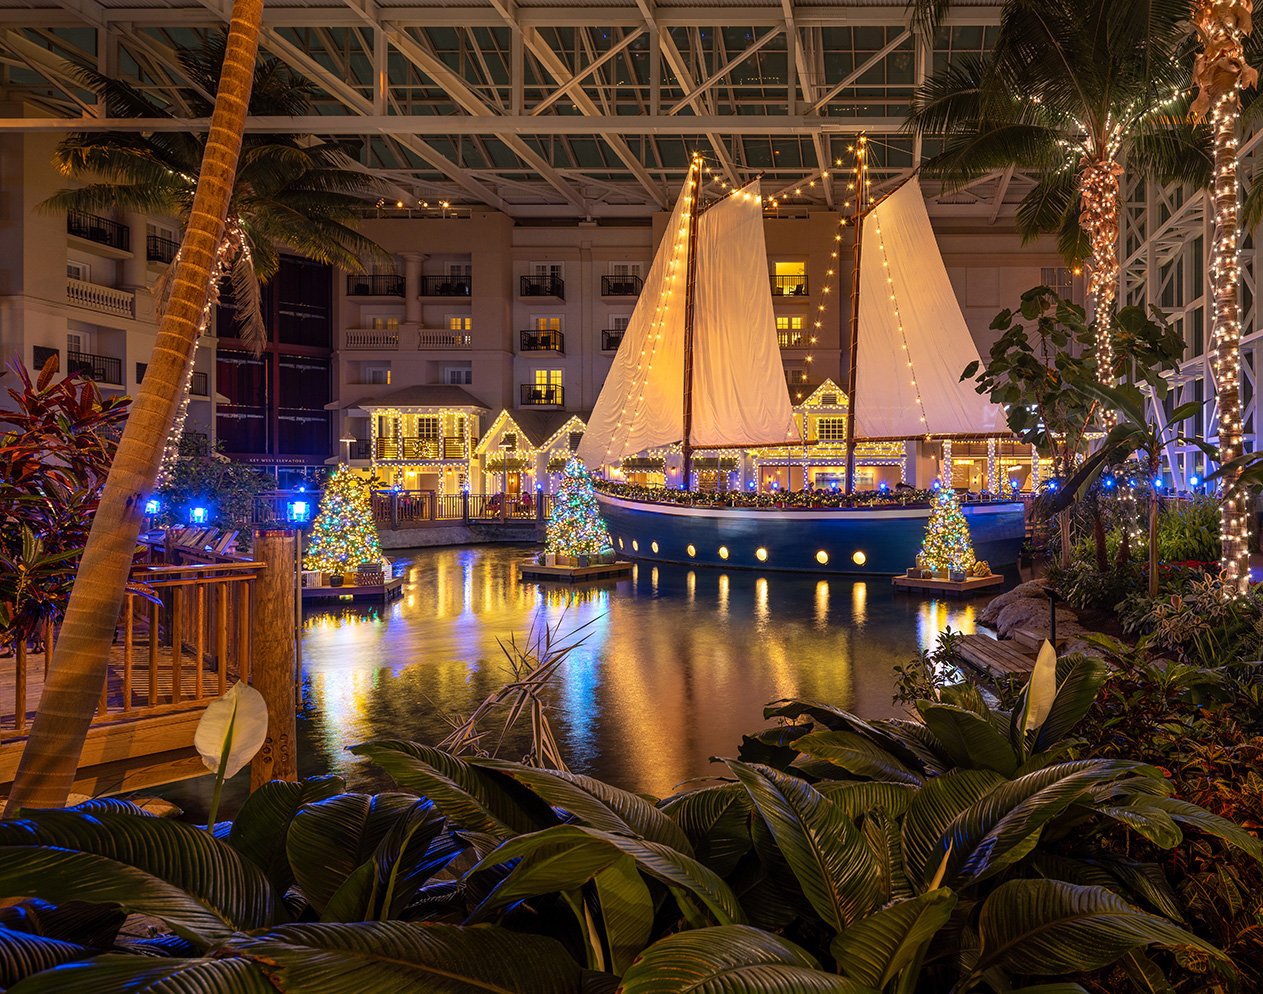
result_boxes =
[907,0,1205,388]
[4,0,271,813]
[43,34,389,355]
[1191,0,1258,592]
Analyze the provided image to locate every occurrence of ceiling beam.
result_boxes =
[809,30,910,114]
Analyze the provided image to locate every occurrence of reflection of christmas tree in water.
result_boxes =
[918,487,977,573]
[303,467,383,573]
[546,459,613,558]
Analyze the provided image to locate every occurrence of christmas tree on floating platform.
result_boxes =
[918,487,977,574]
[546,459,613,559]
[303,467,383,574]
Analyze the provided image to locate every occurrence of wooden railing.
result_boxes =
[2,560,262,740]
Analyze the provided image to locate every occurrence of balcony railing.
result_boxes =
[419,275,471,296]
[601,274,643,296]
[346,274,405,297]
[146,235,180,263]
[191,370,209,396]
[418,331,472,349]
[345,328,400,350]
[601,330,625,351]
[770,275,809,296]
[520,329,565,353]
[521,383,564,406]
[67,210,130,251]
[66,278,135,319]
[374,436,465,460]
[350,439,372,459]
[777,330,806,348]
[67,349,123,384]
[520,275,565,299]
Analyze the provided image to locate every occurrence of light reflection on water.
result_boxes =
[292,544,987,798]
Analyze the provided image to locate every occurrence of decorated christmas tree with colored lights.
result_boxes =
[303,468,383,574]
[918,487,977,573]
[546,459,614,559]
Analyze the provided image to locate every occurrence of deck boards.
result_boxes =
[957,633,1036,680]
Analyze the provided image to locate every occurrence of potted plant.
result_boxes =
[329,573,344,588]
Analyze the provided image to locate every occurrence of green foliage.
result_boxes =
[0,666,1257,992]
[154,432,274,536]
[0,356,130,643]
[1120,572,1263,667]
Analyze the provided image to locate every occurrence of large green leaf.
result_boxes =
[8,954,274,994]
[473,760,693,855]
[1138,795,1263,863]
[619,926,877,994]
[763,702,945,773]
[831,889,958,988]
[285,792,422,914]
[0,810,280,932]
[470,825,744,926]
[659,784,753,875]
[726,761,881,932]
[593,855,654,975]
[918,704,1018,776]
[900,769,1005,886]
[974,880,1229,978]
[222,921,592,993]
[349,741,552,837]
[228,775,344,894]
[815,781,918,820]
[0,928,95,988]
[0,847,237,948]
[793,730,924,784]
[1032,656,1109,752]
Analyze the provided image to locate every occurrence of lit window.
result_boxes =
[448,315,472,332]
[817,418,846,443]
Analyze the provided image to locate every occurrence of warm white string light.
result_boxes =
[941,438,953,488]
[872,215,930,431]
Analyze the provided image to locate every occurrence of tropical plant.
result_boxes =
[908,0,1204,381]
[1118,572,1263,666]
[153,431,275,535]
[4,0,267,815]
[0,356,129,647]
[1,652,1258,991]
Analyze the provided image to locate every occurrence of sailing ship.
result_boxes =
[575,151,1025,574]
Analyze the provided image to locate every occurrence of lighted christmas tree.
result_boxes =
[918,487,977,573]
[546,459,614,558]
[303,468,383,573]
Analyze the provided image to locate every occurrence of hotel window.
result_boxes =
[66,260,90,282]
[776,315,805,347]
[535,369,563,388]
[363,364,391,385]
[531,262,563,279]
[448,315,472,332]
[817,417,846,442]
[1041,266,1073,300]
[370,315,401,330]
[772,261,808,296]
[568,430,584,451]
[416,416,441,440]
[785,368,809,385]
[446,262,471,279]
[532,316,562,332]
[443,365,472,385]
[610,314,631,331]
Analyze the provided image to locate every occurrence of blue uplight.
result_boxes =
[144,498,160,515]
[1103,476,1115,489]
[189,506,209,525]
[1127,477,1137,488]
[931,480,941,490]
[286,500,311,523]
[1190,474,1200,487]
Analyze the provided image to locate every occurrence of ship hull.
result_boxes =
[597,493,1025,574]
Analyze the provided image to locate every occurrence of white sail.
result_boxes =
[854,179,1003,438]
[690,181,799,449]
[577,172,693,467]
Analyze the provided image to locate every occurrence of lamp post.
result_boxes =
[286,497,311,696]
[339,435,356,463]
[499,439,510,521]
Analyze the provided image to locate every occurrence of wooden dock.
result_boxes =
[302,577,404,604]
[518,560,633,582]
[956,633,1037,680]
[892,573,1006,596]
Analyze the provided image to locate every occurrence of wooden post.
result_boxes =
[249,528,297,789]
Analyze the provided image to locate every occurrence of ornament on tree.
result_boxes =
[918,487,977,573]
[303,467,383,575]
[546,459,614,559]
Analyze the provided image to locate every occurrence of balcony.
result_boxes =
[601,330,625,351]
[67,349,123,385]
[374,435,465,460]
[418,331,472,349]
[66,278,135,319]
[350,439,372,459]
[419,275,471,296]
[345,328,400,350]
[770,275,809,296]
[777,330,807,349]
[191,370,209,396]
[520,329,565,353]
[601,274,643,297]
[146,235,179,263]
[346,274,405,297]
[520,275,564,299]
[521,383,564,407]
[67,210,130,252]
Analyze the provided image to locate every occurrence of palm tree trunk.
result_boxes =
[1192,0,1257,596]
[3,0,265,814]
[1078,158,1123,391]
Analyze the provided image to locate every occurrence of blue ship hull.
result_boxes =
[597,493,1025,574]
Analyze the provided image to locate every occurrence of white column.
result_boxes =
[401,252,425,326]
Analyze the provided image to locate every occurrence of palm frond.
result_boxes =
[227,252,268,357]
[1127,111,1212,188]
[1015,169,1078,241]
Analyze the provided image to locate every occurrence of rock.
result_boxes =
[995,599,1076,639]
[979,578,1050,625]
[131,796,184,818]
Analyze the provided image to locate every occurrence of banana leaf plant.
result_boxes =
[0,659,1258,992]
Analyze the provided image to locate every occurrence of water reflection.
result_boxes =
[296,545,990,798]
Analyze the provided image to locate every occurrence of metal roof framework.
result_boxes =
[0,0,1033,217]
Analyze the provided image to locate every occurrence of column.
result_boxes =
[401,252,425,326]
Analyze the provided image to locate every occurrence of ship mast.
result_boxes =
[844,135,869,495]
[680,157,702,488]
